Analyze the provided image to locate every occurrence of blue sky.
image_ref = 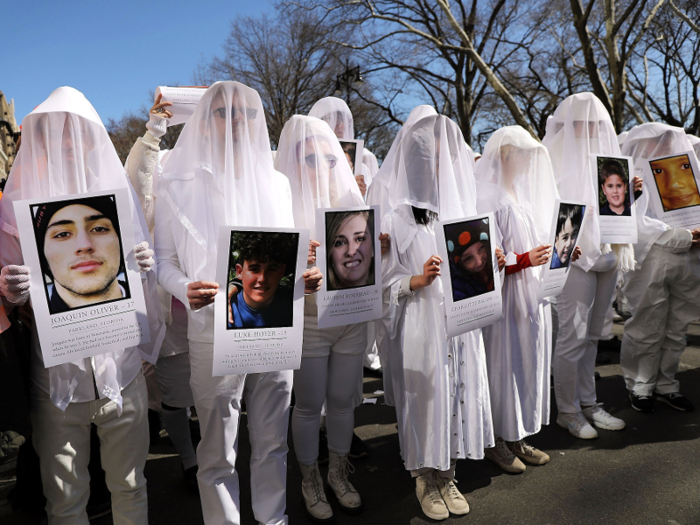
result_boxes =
[4,1,274,125]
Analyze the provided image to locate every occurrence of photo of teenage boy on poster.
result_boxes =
[598,157,632,216]
[31,194,131,315]
[550,203,585,270]
[444,217,495,302]
[649,153,700,212]
[226,231,298,330]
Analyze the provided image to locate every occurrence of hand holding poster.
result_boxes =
[644,151,700,229]
[315,206,382,329]
[539,200,586,298]
[154,86,208,126]
[436,213,503,337]
[594,155,638,243]
[13,189,150,367]
[213,226,309,376]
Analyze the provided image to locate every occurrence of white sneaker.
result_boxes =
[438,478,469,515]
[556,412,599,439]
[582,404,625,430]
[416,474,449,521]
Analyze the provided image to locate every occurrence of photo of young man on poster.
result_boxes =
[32,195,130,315]
[226,231,298,330]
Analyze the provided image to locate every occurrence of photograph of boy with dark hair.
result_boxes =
[650,153,700,212]
[599,159,631,216]
[551,204,584,269]
[444,218,495,302]
[32,195,130,315]
[226,231,298,330]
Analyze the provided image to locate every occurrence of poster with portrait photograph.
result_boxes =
[339,139,365,177]
[213,226,310,376]
[539,200,586,299]
[644,151,700,230]
[435,213,503,338]
[13,189,150,368]
[593,154,637,244]
[315,205,382,329]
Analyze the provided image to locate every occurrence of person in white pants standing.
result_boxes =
[543,93,641,440]
[620,124,700,413]
[0,86,164,525]
[155,81,321,525]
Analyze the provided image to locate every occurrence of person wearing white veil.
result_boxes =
[155,82,322,525]
[363,105,439,383]
[124,94,199,489]
[620,123,700,413]
[382,114,495,521]
[543,93,641,440]
[0,86,164,525]
[275,115,368,522]
[309,97,373,194]
[687,134,700,162]
[474,126,562,472]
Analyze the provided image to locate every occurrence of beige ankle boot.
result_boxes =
[327,451,362,513]
[299,462,334,523]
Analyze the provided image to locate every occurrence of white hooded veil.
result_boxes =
[274,115,364,239]
[309,97,355,140]
[542,92,633,271]
[0,86,164,411]
[158,82,292,324]
[622,123,697,267]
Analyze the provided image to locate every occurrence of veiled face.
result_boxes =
[211,91,257,144]
[650,154,700,211]
[301,138,334,199]
[573,120,601,139]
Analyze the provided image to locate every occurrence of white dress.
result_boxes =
[382,212,494,471]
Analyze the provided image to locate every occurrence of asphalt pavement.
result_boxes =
[3,322,700,525]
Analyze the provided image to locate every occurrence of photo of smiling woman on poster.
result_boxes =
[226,231,298,330]
[550,203,584,270]
[444,217,495,302]
[325,209,375,290]
[32,195,131,315]
[650,153,700,212]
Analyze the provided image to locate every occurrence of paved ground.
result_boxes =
[3,322,700,524]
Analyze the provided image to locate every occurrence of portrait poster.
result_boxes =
[539,199,586,299]
[339,139,365,177]
[315,205,382,329]
[644,151,700,230]
[154,85,207,126]
[593,154,637,244]
[435,213,503,338]
[13,189,150,368]
[213,226,309,376]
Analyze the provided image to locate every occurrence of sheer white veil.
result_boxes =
[308,97,355,140]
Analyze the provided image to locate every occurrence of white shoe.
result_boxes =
[327,451,362,513]
[416,474,449,521]
[299,462,334,523]
[556,412,599,439]
[438,478,469,515]
[582,404,625,430]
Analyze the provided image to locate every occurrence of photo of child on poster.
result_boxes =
[226,231,299,330]
[444,217,495,302]
[598,157,631,216]
[31,195,131,315]
[649,153,700,212]
[339,140,358,173]
[550,203,585,270]
[325,209,375,291]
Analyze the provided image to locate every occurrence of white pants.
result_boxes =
[292,352,365,464]
[31,371,149,525]
[189,341,292,525]
[621,246,700,396]
[363,321,381,370]
[553,264,617,414]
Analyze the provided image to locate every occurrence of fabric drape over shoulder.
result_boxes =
[542,92,627,271]
[0,86,164,411]
[158,81,292,297]
[275,115,364,239]
[622,123,696,267]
